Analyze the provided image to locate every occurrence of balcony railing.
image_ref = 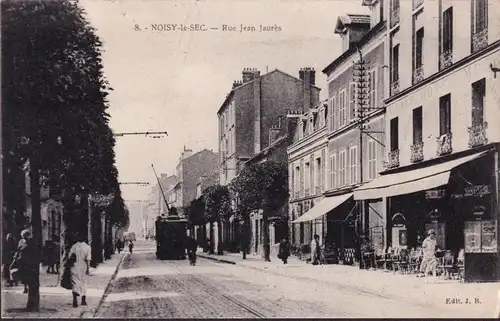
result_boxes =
[410,142,424,163]
[436,132,453,156]
[390,7,400,28]
[413,0,424,10]
[315,186,321,195]
[472,28,488,53]
[384,150,400,169]
[391,79,400,96]
[412,66,424,85]
[468,122,488,148]
[305,188,310,197]
[439,50,453,70]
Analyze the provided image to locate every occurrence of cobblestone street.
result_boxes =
[94,242,481,318]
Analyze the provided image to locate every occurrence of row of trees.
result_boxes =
[2,0,128,310]
[185,161,289,262]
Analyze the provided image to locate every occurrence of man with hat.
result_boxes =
[418,229,438,278]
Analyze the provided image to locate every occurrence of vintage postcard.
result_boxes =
[1,0,500,318]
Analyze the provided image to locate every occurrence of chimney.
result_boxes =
[242,68,260,83]
[277,115,284,129]
[232,80,242,89]
[300,67,315,110]
[268,125,281,145]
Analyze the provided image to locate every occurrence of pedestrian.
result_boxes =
[67,232,91,308]
[53,237,61,275]
[128,241,134,254]
[9,229,39,303]
[186,236,197,266]
[278,238,290,264]
[3,233,17,286]
[310,234,321,265]
[418,229,438,278]
[43,240,57,274]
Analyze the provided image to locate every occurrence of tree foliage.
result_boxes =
[203,185,232,224]
[187,196,206,227]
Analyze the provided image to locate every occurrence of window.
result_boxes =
[339,89,347,127]
[319,108,325,128]
[295,166,300,194]
[472,0,488,34]
[349,146,358,185]
[315,158,321,190]
[329,153,337,189]
[369,68,377,108]
[472,78,485,126]
[412,107,423,144]
[339,149,346,187]
[415,28,424,69]
[392,45,400,82]
[442,7,453,53]
[367,139,377,180]
[310,160,314,191]
[439,94,452,135]
[390,117,399,151]
[348,82,356,121]
[304,162,310,193]
[329,96,336,132]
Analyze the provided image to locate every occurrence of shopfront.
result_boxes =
[354,144,500,282]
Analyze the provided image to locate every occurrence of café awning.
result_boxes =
[292,193,353,223]
[353,151,488,200]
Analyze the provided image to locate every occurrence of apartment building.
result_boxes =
[354,0,500,282]
[287,101,329,248]
[217,68,321,186]
[296,3,387,264]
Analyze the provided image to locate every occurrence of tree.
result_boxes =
[203,185,232,255]
[2,0,120,310]
[230,161,288,261]
[187,196,206,239]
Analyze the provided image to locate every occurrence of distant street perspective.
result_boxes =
[2,0,500,319]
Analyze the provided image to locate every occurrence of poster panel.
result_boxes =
[481,220,498,253]
[464,221,482,253]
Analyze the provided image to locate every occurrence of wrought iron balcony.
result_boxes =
[410,142,424,163]
[384,150,400,169]
[390,7,400,28]
[439,50,453,70]
[413,0,424,10]
[412,66,424,85]
[315,186,321,195]
[468,122,488,148]
[391,79,400,96]
[294,190,300,199]
[472,28,488,53]
[305,188,310,197]
[436,132,453,156]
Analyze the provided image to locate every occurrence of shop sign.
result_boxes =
[473,205,486,217]
[464,185,492,197]
[426,189,446,199]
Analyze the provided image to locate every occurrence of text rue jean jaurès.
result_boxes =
[135,24,282,32]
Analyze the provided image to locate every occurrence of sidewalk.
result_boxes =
[1,253,126,318]
[198,251,499,318]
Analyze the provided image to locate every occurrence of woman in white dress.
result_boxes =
[68,233,91,307]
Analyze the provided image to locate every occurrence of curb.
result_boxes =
[197,254,236,265]
[80,253,128,318]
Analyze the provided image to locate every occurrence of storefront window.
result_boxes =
[465,220,498,253]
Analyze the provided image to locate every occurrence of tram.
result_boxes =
[155,208,188,260]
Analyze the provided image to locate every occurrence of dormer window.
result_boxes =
[319,107,325,128]
[309,115,314,134]
[341,33,349,52]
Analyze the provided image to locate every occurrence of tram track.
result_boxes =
[167,261,267,319]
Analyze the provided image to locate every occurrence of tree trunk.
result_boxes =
[90,207,103,267]
[216,220,224,255]
[263,211,271,262]
[242,215,250,260]
[209,222,214,254]
[103,215,113,260]
[28,158,41,311]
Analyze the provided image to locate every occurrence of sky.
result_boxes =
[80,0,370,202]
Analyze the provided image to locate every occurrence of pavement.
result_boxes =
[91,245,498,318]
[197,250,500,318]
[1,249,128,319]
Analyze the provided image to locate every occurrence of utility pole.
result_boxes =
[353,47,385,268]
